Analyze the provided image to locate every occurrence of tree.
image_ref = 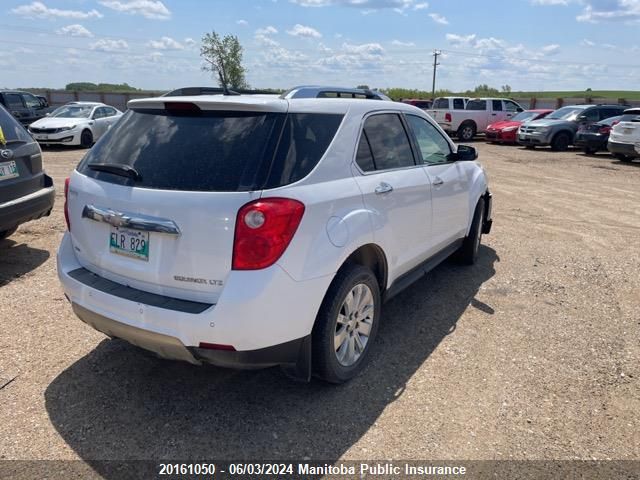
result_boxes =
[501,84,512,93]
[200,31,248,90]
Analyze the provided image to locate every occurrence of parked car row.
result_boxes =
[478,102,638,161]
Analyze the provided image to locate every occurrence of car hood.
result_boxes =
[525,118,572,128]
[487,120,521,130]
[29,117,91,129]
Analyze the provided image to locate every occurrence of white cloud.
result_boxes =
[184,38,196,47]
[581,38,596,46]
[286,24,322,38]
[542,44,560,55]
[577,0,640,23]
[89,39,129,52]
[255,26,278,35]
[56,24,94,37]
[98,0,171,20]
[11,2,103,19]
[290,0,427,11]
[146,36,184,50]
[445,33,476,47]
[531,0,570,5]
[429,13,448,24]
[391,39,415,47]
[236,19,249,26]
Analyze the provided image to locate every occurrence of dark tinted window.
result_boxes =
[0,105,31,143]
[78,110,342,192]
[619,112,640,122]
[433,98,449,109]
[582,108,599,122]
[264,113,343,188]
[362,114,415,170]
[355,131,375,172]
[453,98,465,109]
[599,108,622,120]
[466,100,487,110]
[5,94,24,109]
[492,100,503,111]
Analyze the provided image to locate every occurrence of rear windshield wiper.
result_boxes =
[87,163,142,181]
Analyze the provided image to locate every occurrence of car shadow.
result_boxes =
[45,246,498,471]
[0,238,50,287]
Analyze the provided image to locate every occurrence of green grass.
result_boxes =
[509,91,640,100]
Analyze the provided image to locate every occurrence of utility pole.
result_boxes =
[431,49,441,100]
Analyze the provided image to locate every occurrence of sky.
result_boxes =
[2,0,640,92]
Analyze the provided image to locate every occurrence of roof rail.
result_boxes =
[280,86,390,101]
[162,86,282,97]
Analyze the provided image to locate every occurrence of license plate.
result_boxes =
[34,134,49,140]
[0,160,19,181]
[623,128,633,135]
[109,226,149,261]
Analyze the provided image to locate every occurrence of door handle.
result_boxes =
[374,182,393,194]
[433,177,444,187]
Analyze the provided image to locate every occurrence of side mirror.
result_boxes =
[455,144,478,161]
[577,115,587,121]
[45,112,51,116]
[516,107,523,112]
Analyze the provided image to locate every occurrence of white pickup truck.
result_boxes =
[431,97,524,141]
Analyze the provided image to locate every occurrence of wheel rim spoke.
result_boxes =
[334,282,375,367]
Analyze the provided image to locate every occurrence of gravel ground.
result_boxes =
[0,143,638,468]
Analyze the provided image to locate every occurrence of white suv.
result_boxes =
[608,107,640,162]
[57,86,493,383]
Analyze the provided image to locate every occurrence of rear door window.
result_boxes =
[453,98,465,109]
[78,109,343,192]
[492,100,503,111]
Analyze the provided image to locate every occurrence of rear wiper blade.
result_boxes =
[87,163,141,181]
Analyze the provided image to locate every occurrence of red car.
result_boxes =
[486,109,553,144]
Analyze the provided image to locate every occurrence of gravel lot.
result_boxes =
[1,143,638,468]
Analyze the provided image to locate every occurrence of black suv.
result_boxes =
[0,104,55,239]
[0,90,50,127]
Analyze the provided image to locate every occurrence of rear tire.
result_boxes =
[524,145,535,150]
[80,129,93,149]
[0,227,18,240]
[312,265,381,384]
[550,132,570,151]
[457,122,477,142]
[455,198,485,265]
[584,147,596,155]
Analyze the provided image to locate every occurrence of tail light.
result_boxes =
[445,113,452,123]
[63,177,70,231]
[599,126,612,134]
[232,198,305,270]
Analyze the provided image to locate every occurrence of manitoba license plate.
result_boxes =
[0,160,19,181]
[109,226,149,261]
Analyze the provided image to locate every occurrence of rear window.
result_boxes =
[619,113,640,122]
[0,105,31,144]
[77,109,343,192]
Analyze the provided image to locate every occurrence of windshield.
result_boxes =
[546,107,584,120]
[511,111,540,122]
[51,105,93,118]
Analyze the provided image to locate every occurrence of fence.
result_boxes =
[28,90,640,112]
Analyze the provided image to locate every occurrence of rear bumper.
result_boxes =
[607,140,640,158]
[57,232,331,367]
[71,302,309,369]
[574,133,607,150]
[0,174,55,232]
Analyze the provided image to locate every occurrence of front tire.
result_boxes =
[80,129,93,149]
[455,198,485,265]
[312,265,381,383]
[584,147,596,155]
[550,132,571,151]
[615,153,633,162]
